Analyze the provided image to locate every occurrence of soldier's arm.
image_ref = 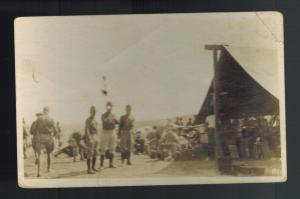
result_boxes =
[117,116,123,138]
[51,119,58,136]
[30,123,35,135]
[84,119,91,138]
[130,117,135,129]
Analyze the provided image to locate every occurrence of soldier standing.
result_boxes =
[55,121,62,147]
[100,101,119,169]
[84,106,100,174]
[118,104,135,165]
[23,118,28,159]
[33,107,57,177]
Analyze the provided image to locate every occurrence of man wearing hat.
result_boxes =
[33,106,57,177]
[100,101,119,169]
[118,104,135,165]
[84,106,100,174]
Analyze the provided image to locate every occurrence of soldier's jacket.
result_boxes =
[85,117,98,135]
[119,114,134,131]
[23,127,28,139]
[101,112,119,130]
[30,121,37,135]
[35,115,57,135]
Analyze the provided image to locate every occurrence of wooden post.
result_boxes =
[204,45,225,160]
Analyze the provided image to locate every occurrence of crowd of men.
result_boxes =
[141,115,280,162]
[23,102,280,177]
[24,102,136,177]
[227,116,280,159]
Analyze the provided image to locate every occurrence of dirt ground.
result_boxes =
[24,148,281,179]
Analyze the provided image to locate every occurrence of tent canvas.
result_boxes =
[196,46,279,123]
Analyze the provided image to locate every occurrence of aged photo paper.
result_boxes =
[15,12,286,188]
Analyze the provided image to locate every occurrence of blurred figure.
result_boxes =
[30,113,43,164]
[186,117,194,126]
[158,128,180,161]
[54,132,86,162]
[32,107,57,177]
[23,118,29,159]
[146,126,160,159]
[134,131,145,154]
[84,106,100,174]
[254,137,264,159]
[100,101,119,169]
[174,117,184,126]
[55,121,62,148]
[118,104,135,165]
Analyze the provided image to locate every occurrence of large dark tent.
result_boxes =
[195,46,279,124]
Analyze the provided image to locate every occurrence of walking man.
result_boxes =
[100,101,119,169]
[84,106,100,174]
[33,107,57,177]
[118,104,135,165]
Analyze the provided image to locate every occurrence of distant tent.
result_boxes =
[195,46,279,123]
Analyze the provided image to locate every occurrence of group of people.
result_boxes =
[24,102,280,177]
[25,101,135,177]
[230,116,280,159]
[83,101,134,174]
[143,117,207,161]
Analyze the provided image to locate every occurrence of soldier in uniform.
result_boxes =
[100,101,119,169]
[84,106,100,174]
[23,118,28,159]
[33,107,57,177]
[118,104,135,165]
[55,121,62,148]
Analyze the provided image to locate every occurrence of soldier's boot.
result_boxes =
[46,153,51,172]
[87,158,94,174]
[126,152,132,165]
[92,157,99,172]
[109,153,116,168]
[100,155,105,169]
[121,152,125,165]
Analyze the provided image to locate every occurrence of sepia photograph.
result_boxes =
[15,12,286,188]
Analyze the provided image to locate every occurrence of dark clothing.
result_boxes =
[33,134,54,153]
[85,116,98,135]
[119,131,132,152]
[119,114,134,131]
[30,121,37,135]
[35,115,57,135]
[134,138,145,154]
[119,114,134,152]
[23,127,28,139]
[84,116,99,158]
[102,112,119,130]
[31,115,56,153]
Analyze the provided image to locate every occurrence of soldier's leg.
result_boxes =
[46,140,54,172]
[92,139,99,172]
[119,133,125,164]
[86,142,95,174]
[126,134,132,165]
[99,133,107,168]
[36,150,41,177]
[46,152,51,172]
[108,133,116,168]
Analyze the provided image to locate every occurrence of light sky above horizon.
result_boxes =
[15,12,283,125]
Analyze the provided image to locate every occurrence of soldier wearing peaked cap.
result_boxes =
[100,101,119,169]
[84,106,100,174]
[118,104,135,165]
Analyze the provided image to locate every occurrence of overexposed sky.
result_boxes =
[15,12,283,124]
